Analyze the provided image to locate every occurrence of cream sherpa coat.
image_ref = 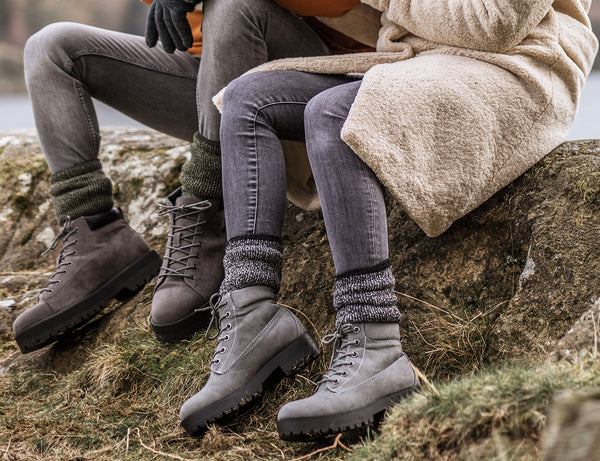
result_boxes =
[216,0,598,237]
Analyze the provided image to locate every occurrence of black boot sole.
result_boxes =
[277,385,419,441]
[151,303,213,342]
[15,250,162,354]
[181,332,321,435]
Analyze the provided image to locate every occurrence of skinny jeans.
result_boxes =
[23,0,330,173]
[221,71,389,275]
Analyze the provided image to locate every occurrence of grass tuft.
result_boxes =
[350,357,600,461]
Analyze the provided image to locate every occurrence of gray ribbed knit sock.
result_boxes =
[49,159,114,226]
[179,131,222,199]
[220,236,283,295]
[334,260,402,329]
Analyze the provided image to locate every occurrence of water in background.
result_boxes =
[1,72,599,140]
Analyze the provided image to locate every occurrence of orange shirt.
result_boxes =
[139,0,369,56]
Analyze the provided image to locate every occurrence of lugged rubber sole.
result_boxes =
[151,301,213,343]
[181,332,320,435]
[15,250,162,354]
[277,385,419,441]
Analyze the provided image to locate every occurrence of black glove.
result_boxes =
[145,0,198,54]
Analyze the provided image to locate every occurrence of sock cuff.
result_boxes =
[192,131,220,157]
[220,236,283,294]
[180,131,222,199]
[49,161,113,225]
[334,262,401,328]
[50,159,104,184]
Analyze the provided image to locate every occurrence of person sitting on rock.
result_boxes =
[12,0,368,353]
[178,0,598,439]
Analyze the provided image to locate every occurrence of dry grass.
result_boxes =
[398,291,505,378]
[0,308,359,461]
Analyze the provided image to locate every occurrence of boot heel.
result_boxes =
[115,250,162,301]
[278,333,320,376]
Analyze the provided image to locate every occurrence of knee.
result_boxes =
[304,88,350,161]
[222,73,264,116]
[201,0,274,42]
[222,71,291,118]
[24,22,86,82]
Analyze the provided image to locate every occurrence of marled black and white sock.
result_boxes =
[334,260,402,329]
[220,235,283,295]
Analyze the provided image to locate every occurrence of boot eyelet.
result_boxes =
[334,379,339,383]
[354,340,360,345]
[225,324,232,331]
[342,371,348,376]
[349,361,355,366]
[352,352,358,357]
[219,347,226,353]
[225,312,231,318]
[223,335,230,341]
[73,251,77,255]
[353,327,360,333]
[213,359,221,365]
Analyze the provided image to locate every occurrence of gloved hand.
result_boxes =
[145,0,198,54]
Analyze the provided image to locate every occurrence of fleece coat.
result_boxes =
[215,0,598,237]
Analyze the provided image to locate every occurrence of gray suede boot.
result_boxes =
[180,286,320,435]
[151,187,226,342]
[277,323,419,439]
[13,208,162,353]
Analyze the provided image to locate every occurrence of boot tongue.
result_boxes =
[166,196,206,274]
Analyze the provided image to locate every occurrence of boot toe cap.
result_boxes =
[12,300,55,336]
[152,285,208,324]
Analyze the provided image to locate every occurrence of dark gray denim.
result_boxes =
[23,0,330,173]
[220,70,390,275]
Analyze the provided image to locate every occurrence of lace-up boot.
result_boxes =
[277,323,419,439]
[13,208,161,353]
[180,286,320,435]
[151,187,226,342]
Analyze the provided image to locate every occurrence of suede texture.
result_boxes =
[179,286,306,420]
[13,214,150,334]
[277,323,418,419]
[152,188,226,324]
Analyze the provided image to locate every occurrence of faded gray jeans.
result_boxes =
[23,0,330,173]
[221,71,390,275]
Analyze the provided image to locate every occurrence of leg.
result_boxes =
[180,70,356,434]
[17,22,198,350]
[154,2,331,339]
[25,22,199,176]
[277,83,419,439]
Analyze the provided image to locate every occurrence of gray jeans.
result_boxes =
[221,71,389,275]
[23,0,330,173]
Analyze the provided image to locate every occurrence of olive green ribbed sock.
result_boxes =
[49,159,114,225]
[179,131,222,199]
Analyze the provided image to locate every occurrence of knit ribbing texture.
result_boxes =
[180,131,222,199]
[220,236,283,295]
[334,261,402,329]
[49,159,114,225]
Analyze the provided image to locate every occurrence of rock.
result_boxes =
[547,298,600,364]
[0,128,599,377]
[541,390,600,461]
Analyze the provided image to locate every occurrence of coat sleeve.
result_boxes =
[360,0,554,52]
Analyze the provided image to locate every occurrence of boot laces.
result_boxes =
[204,293,233,365]
[317,324,361,387]
[157,200,211,279]
[40,216,79,294]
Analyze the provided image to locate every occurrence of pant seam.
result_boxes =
[65,58,100,157]
[250,100,308,233]
[70,49,198,80]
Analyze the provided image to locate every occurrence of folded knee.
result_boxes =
[24,22,88,79]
